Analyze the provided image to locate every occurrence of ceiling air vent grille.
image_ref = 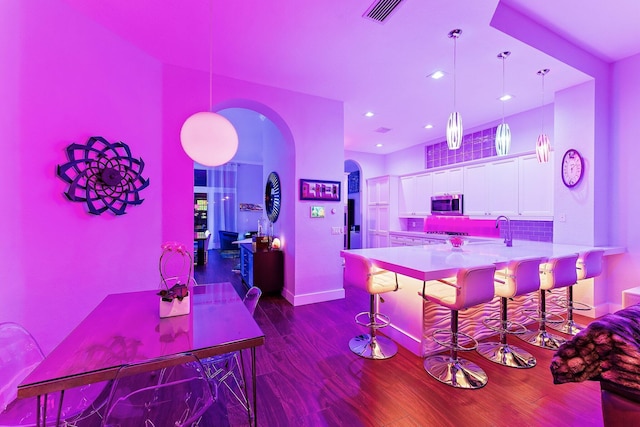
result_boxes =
[363,0,406,24]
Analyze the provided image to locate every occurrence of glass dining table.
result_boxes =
[18,282,265,426]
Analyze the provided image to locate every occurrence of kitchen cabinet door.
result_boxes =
[432,168,463,195]
[519,153,554,217]
[463,164,489,216]
[367,176,391,205]
[487,158,519,217]
[399,173,432,216]
[367,204,390,248]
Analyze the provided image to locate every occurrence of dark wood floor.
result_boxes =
[194,249,604,427]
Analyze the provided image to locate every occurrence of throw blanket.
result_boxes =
[550,303,640,390]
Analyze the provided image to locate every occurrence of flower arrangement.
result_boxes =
[449,236,465,249]
[158,241,193,317]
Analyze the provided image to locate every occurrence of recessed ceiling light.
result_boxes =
[364,111,375,117]
[499,94,513,101]
[376,143,383,147]
[429,71,445,80]
[425,124,434,129]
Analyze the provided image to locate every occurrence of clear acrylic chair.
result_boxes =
[0,322,107,426]
[101,353,214,427]
[201,286,262,417]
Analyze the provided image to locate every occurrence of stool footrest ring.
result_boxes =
[521,308,564,325]
[355,311,391,330]
[481,316,528,335]
[432,328,478,352]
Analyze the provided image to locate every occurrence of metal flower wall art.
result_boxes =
[57,136,150,215]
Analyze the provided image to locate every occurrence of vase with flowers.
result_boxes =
[158,241,195,318]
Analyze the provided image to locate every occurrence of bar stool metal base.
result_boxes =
[423,355,488,389]
[476,342,536,368]
[548,319,583,335]
[519,329,566,350]
[349,334,397,360]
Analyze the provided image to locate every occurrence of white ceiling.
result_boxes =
[62,0,640,155]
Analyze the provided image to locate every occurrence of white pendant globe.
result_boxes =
[495,122,511,156]
[180,112,239,166]
[536,133,550,163]
[446,111,463,150]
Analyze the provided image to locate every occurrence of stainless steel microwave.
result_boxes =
[431,194,463,215]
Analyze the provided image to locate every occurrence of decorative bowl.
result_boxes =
[448,236,465,250]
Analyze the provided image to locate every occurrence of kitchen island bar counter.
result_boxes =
[341,238,623,281]
[341,239,624,356]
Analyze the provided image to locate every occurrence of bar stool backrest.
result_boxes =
[577,249,605,280]
[507,257,546,297]
[540,254,579,290]
[455,265,497,310]
[343,252,373,290]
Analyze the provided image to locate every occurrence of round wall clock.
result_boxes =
[265,172,281,223]
[561,149,584,188]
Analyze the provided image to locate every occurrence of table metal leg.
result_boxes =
[252,347,257,427]
[36,394,42,427]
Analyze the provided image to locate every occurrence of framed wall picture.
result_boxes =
[299,179,341,201]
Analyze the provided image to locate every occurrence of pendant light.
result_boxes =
[180,1,238,167]
[495,51,511,156]
[446,29,463,150]
[536,69,551,163]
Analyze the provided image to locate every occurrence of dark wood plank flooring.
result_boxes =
[194,250,603,426]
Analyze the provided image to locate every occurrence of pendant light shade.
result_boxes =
[446,29,463,150]
[496,122,511,156]
[180,112,239,167]
[536,69,551,163]
[495,51,511,156]
[536,133,550,163]
[180,0,239,166]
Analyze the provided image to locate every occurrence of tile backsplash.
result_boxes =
[404,217,553,242]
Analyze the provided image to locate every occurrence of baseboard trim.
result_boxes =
[282,287,345,306]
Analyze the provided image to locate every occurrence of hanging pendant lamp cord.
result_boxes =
[501,56,505,123]
[541,72,545,133]
[453,37,457,111]
[209,0,214,112]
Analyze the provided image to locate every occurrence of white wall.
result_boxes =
[553,81,596,245]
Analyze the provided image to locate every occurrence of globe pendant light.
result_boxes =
[536,69,551,163]
[446,29,463,150]
[495,51,511,156]
[180,1,238,167]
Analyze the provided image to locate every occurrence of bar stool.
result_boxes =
[477,257,545,368]
[519,253,579,350]
[420,265,496,389]
[343,252,399,360]
[549,249,604,335]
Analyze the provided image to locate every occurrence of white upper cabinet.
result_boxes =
[462,164,489,216]
[367,176,391,205]
[462,159,518,217]
[488,158,519,217]
[432,167,463,195]
[399,173,433,216]
[518,153,554,217]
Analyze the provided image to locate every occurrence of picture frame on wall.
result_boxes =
[299,179,341,201]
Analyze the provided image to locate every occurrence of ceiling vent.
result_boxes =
[375,127,392,133]
[363,0,406,24]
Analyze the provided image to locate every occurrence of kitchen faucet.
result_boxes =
[495,215,513,247]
